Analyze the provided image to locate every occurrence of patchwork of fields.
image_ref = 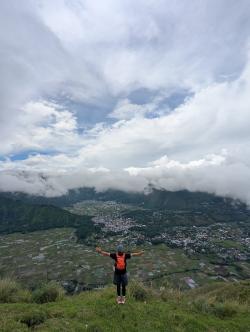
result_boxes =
[1,225,249,292]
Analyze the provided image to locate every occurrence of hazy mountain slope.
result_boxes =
[0,196,95,236]
[1,187,248,211]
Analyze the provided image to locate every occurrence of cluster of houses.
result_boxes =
[150,224,249,263]
[92,215,137,233]
[90,203,249,267]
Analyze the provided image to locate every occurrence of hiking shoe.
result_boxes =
[121,296,126,304]
[116,296,122,304]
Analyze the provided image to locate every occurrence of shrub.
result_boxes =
[129,281,152,301]
[213,282,250,305]
[0,278,31,303]
[188,281,250,305]
[192,298,212,314]
[160,287,183,303]
[211,302,237,319]
[192,299,237,319]
[86,323,104,332]
[20,309,48,328]
[32,281,65,304]
[0,278,19,303]
[15,289,32,303]
[0,318,28,332]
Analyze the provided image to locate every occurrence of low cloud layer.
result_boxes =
[1,1,250,203]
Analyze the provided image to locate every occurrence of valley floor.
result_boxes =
[0,228,249,292]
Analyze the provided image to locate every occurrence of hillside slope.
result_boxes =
[0,196,95,237]
[0,281,249,332]
[2,188,250,226]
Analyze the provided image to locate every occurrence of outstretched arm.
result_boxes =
[96,247,110,257]
[131,250,144,257]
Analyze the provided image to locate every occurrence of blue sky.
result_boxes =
[1,0,250,202]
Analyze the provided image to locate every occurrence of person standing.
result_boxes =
[96,244,144,304]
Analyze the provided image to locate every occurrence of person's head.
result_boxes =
[117,244,124,254]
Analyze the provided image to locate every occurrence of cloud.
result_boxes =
[0,166,147,197]
[2,0,249,121]
[126,152,250,204]
[2,57,250,203]
[1,1,250,204]
[63,61,250,172]
[0,101,80,155]
[1,150,250,205]
[109,99,148,120]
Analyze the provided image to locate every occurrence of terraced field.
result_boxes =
[1,227,245,291]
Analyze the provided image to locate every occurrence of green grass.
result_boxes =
[0,281,249,331]
[212,239,245,250]
[0,279,31,303]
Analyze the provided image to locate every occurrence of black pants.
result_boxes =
[113,272,128,296]
[117,283,126,296]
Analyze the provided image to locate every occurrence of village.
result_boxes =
[86,201,250,273]
[150,223,249,263]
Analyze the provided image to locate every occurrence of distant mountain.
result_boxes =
[1,187,248,211]
[0,187,99,207]
[0,196,95,237]
[1,188,249,229]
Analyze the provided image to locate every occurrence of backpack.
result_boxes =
[115,253,126,270]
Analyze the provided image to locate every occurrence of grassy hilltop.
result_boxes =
[0,279,249,332]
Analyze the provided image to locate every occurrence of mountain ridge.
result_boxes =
[0,195,96,237]
[0,187,247,210]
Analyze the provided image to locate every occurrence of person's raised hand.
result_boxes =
[96,247,102,253]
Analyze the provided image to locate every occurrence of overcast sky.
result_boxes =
[1,0,250,202]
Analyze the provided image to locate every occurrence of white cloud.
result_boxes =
[61,61,250,172]
[1,1,250,203]
[126,151,250,204]
[109,99,148,120]
[0,166,147,197]
[0,101,80,155]
[2,58,250,202]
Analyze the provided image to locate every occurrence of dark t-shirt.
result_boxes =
[110,252,131,274]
